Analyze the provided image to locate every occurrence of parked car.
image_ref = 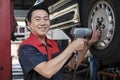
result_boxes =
[43,0,120,65]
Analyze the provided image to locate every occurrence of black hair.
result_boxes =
[25,3,49,25]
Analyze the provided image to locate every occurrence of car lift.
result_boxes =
[89,53,120,80]
[90,54,99,80]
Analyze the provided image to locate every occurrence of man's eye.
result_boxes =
[44,18,49,20]
[35,18,40,20]
[44,16,49,20]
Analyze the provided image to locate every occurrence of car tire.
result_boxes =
[81,0,120,64]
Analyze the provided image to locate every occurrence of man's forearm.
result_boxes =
[67,46,89,70]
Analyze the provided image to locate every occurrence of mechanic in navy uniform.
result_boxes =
[18,3,99,80]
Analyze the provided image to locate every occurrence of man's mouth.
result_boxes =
[38,27,47,31]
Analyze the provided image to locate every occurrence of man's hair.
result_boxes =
[25,3,49,25]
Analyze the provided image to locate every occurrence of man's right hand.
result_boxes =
[69,38,87,52]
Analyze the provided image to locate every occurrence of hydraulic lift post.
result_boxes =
[90,53,99,80]
[0,0,11,80]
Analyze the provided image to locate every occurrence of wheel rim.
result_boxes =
[88,1,115,50]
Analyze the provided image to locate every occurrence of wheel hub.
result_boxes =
[88,1,115,50]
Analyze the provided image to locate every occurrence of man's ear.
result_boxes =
[27,21,31,26]
[25,19,31,30]
[26,21,31,30]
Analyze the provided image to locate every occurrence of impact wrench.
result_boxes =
[71,28,92,80]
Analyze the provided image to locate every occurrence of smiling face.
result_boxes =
[27,9,50,38]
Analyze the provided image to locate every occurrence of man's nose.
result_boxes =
[40,19,46,25]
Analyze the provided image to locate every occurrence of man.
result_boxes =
[18,3,100,80]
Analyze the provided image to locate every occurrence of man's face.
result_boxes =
[28,9,50,37]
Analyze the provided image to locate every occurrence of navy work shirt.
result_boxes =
[18,33,64,80]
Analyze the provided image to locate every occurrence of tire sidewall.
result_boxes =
[82,0,120,64]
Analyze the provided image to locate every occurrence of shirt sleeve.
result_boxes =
[18,44,48,73]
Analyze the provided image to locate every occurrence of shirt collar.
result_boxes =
[29,32,53,47]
